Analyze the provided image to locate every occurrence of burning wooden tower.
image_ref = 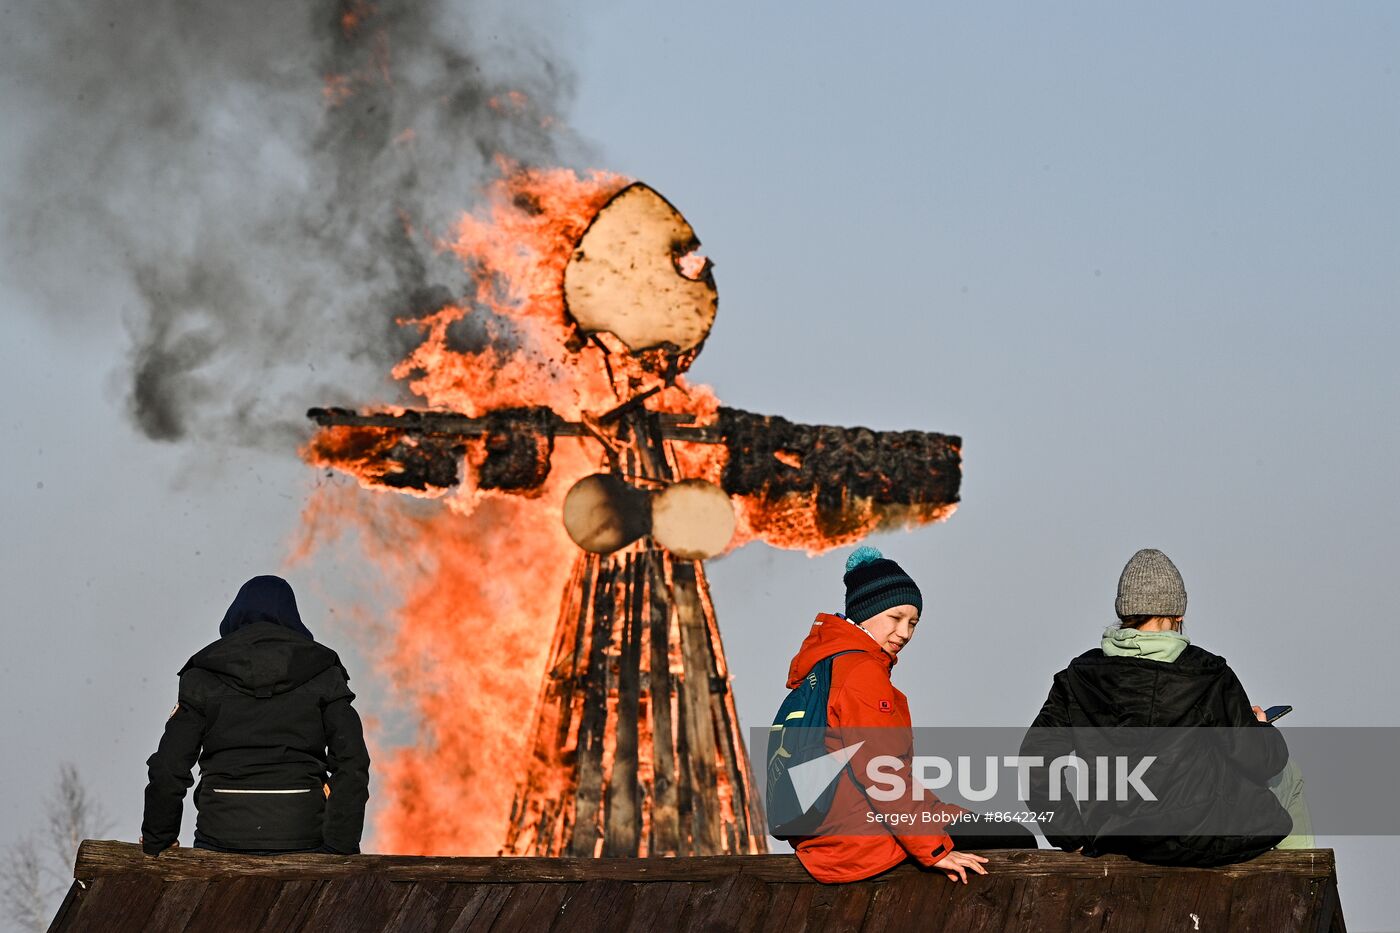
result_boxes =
[309,182,962,857]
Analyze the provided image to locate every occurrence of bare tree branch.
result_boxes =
[0,836,54,933]
[3,762,112,932]
[44,762,111,872]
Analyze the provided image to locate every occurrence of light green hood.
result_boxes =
[1101,625,1190,663]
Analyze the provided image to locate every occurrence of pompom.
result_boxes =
[845,545,884,573]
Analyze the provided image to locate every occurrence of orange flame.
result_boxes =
[299,165,729,854]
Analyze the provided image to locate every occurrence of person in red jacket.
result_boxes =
[786,546,1034,883]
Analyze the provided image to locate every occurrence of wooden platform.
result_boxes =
[51,840,1346,932]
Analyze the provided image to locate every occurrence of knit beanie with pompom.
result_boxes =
[843,545,922,623]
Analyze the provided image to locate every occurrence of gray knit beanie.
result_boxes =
[1115,548,1187,618]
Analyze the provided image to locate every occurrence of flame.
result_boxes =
[293,441,595,855]
[322,73,355,108]
[300,165,730,854]
[486,91,530,114]
[340,0,374,38]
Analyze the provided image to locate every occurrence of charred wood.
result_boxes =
[716,408,961,510]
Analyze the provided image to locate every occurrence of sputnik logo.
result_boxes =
[783,739,1159,807]
[789,741,865,812]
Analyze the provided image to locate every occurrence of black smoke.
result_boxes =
[1,0,589,448]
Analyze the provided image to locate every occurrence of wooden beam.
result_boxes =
[569,557,618,857]
[644,551,680,857]
[73,842,1339,886]
[670,559,723,855]
[306,407,722,444]
[603,554,644,856]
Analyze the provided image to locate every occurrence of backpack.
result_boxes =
[766,649,861,839]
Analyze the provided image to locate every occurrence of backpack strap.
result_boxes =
[823,648,867,796]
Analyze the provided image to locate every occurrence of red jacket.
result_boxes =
[786,613,963,883]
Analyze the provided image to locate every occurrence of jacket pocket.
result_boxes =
[196,784,325,850]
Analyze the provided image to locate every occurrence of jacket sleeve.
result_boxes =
[833,658,959,867]
[321,672,370,854]
[1215,666,1290,782]
[141,678,206,856]
[1020,673,1090,852]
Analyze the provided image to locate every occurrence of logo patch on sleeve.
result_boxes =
[878,700,893,713]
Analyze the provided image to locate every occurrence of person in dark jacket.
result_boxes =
[141,575,370,856]
[1020,549,1294,867]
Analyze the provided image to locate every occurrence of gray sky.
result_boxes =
[3,2,1398,929]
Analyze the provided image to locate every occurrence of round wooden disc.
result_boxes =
[651,479,735,560]
[562,473,651,554]
[564,183,718,354]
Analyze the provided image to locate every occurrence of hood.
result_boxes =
[219,575,314,641]
[786,612,891,688]
[1101,625,1190,663]
[182,621,345,697]
[1062,644,1230,727]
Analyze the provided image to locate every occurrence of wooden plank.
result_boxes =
[182,877,285,933]
[446,883,514,933]
[1013,872,1153,933]
[292,875,412,932]
[295,877,379,930]
[805,882,875,933]
[44,880,85,933]
[549,879,638,930]
[758,883,814,933]
[68,841,1342,885]
[430,884,507,933]
[1004,875,1074,933]
[258,879,324,933]
[382,881,452,932]
[859,873,938,930]
[900,871,960,932]
[646,554,681,857]
[1328,895,1347,933]
[141,880,209,931]
[1227,871,1318,933]
[340,879,415,933]
[569,557,618,858]
[1100,875,1153,931]
[1143,870,1235,933]
[622,881,693,933]
[672,559,723,854]
[937,877,1019,931]
[682,873,768,933]
[503,555,591,857]
[487,881,578,933]
[694,559,763,853]
[604,553,644,856]
[695,561,767,852]
[56,875,163,933]
[1316,877,1347,933]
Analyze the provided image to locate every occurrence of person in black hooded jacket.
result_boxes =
[141,575,370,856]
[1020,549,1294,867]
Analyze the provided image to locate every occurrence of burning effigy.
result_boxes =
[304,172,961,857]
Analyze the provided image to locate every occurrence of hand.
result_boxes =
[932,850,988,884]
[1252,705,1268,723]
[139,835,178,857]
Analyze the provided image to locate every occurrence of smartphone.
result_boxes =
[1264,705,1293,723]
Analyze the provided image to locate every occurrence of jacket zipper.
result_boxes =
[211,788,312,794]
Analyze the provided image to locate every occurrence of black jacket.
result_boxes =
[1021,644,1291,867]
[142,621,371,854]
